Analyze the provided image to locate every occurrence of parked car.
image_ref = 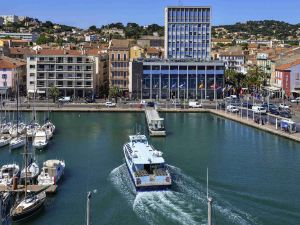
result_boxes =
[226,105,239,113]
[189,101,202,108]
[261,103,276,111]
[252,106,267,114]
[279,103,290,110]
[291,97,300,103]
[147,102,155,107]
[242,102,253,109]
[85,97,95,103]
[105,101,116,107]
[58,96,71,103]
[280,110,292,118]
[172,100,181,107]
[269,108,280,115]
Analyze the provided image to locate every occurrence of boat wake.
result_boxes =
[109,164,260,225]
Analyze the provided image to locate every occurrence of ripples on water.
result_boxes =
[109,164,261,225]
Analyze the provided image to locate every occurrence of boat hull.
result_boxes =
[11,197,45,222]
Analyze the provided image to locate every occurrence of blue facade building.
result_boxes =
[165,6,211,60]
[130,59,224,100]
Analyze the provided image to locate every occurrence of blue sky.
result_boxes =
[2,0,300,28]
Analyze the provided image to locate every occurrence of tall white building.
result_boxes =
[0,15,19,24]
[26,49,98,98]
[0,17,4,26]
[164,6,211,60]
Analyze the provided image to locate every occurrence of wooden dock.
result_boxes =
[145,108,166,136]
[0,184,58,194]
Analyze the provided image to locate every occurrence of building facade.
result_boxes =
[0,15,19,25]
[26,50,96,98]
[164,6,211,60]
[0,33,39,42]
[0,17,3,26]
[130,59,224,100]
[274,60,300,98]
[219,51,245,73]
[108,39,130,91]
[0,56,26,95]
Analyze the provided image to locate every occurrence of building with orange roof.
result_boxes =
[0,56,26,95]
[274,59,300,97]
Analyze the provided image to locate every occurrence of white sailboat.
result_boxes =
[0,136,11,147]
[32,130,48,150]
[41,121,55,140]
[20,159,40,183]
[0,122,12,134]
[9,74,26,150]
[0,163,20,186]
[10,138,46,222]
[9,123,26,137]
[26,123,40,138]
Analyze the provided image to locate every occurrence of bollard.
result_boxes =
[12,176,18,190]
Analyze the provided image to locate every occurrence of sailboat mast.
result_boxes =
[24,136,28,199]
[16,73,19,135]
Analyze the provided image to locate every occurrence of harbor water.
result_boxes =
[0,112,299,225]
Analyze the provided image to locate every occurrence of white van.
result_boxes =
[252,106,267,114]
[189,101,202,108]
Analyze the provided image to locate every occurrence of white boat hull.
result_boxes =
[10,138,26,150]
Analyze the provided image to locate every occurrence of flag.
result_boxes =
[179,83,186,89]
[163,84,168,88]
[198,83,204,89]
[171,82,177,88]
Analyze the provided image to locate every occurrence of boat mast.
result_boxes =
[16,73,19,136]
[207,168,213,225]
[24,135,28,199]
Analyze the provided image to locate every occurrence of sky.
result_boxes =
[1,0,300,28]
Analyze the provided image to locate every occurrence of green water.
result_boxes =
[1,112,300,225]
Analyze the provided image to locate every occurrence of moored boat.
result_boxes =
[10,136,26,150]
[123,135,171,191]
[0,164,20,186]
[0,136,11,147]
[20,159,40,184]
[26,123,40,138]
[41,121,55,140]
[32,130,48,150]
[37,160,65,185]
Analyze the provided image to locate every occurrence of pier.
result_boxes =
[145,108,166,136]
[0,185,58,194]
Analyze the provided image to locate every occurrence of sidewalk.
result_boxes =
[210,109,300,143]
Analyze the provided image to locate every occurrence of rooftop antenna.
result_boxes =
[207,168,213,225]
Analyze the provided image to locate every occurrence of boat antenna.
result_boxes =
[207,167,213,225]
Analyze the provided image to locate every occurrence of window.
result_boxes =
[30,65,35,69]
[111,54,114,60]
[118,54,120,60]
[124,54,126,61]
[30,81,34,85]
[2,74,7,79]
[30,57,35,61]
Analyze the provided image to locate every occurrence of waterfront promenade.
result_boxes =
[3,102,300,143]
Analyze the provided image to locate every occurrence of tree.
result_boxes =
[89,25,97,31]
[36,34,53,45]
[99,81,109,98]
[225,69,246,96]
[109,87,121,103]
[49,86,59,103]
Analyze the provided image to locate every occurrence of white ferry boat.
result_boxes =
[123,135,171,191]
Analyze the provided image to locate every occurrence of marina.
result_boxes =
[0,112,298,224]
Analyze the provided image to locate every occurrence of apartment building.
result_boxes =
[26,49,96,98]
[0,56,26,95]
[108,39,130,92]
[164,6,211,60]
[0,32,39,42]
[0,15,19,25]
[274,59,300,98]
[218,51,245,73]
[0,17,4,27]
